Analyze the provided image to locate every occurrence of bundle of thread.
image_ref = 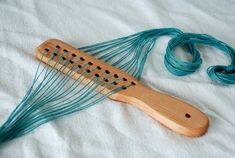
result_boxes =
[0,27,234,145]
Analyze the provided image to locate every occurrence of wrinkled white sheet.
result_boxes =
[0,0,234,157]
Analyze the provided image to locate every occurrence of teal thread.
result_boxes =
[79,28,183,80]
[0,50,126,144]
[80,28,235,84]
[165,33,235,84]
[1,27,235,144]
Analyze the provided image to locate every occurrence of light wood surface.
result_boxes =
[35,39,209,137]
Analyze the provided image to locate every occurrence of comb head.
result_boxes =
[35,39,138,97]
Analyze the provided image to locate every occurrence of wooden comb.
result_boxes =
[35,39,209,137]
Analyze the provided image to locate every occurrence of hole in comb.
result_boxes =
[88,62,93,65]
[97,66,101,70]
[122,86,127,90]
[185,113,191,118]
[131,82,136,85]
[53,53,58,56]
[78,65,82,68]
[114,74,119,78]
[56,45,61,49]
[80,57,85,61]
[45,48,49,52]
[63,49,68,53]
[113,81,118,85]
[86,69,91,73]
[72,53,76,57]
[104,78,109,82]
[123,78,127,81]
[105,70,110,74]
[69,60,74,64]
[62,57,66,60]
[95,74,100,77]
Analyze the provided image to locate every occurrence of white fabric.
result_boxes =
[0,0,235,157]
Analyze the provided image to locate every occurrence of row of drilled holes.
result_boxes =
[45,47,136,89]
[83,65,136,89]
[47,46,192,118]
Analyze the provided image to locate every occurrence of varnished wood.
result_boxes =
[35,39,209,137]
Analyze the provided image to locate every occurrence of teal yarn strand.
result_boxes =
[165,33,235,84]
[80,28,235,84]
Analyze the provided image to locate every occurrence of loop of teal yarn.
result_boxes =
[165,33,235,84]
[207,65,235,84]
[164,41,202,76]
